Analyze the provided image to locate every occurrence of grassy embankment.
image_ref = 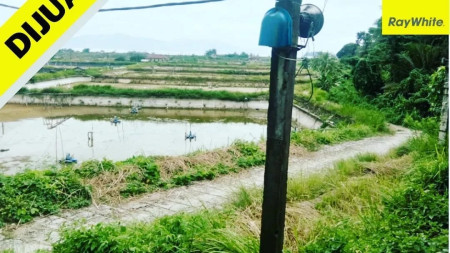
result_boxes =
[50,119,448,252]
[0,141,265,227]
[290,79,390,151]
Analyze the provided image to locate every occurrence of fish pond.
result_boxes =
[0,104,267,174]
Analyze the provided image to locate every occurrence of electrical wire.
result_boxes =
[0,3,18,10]
[322,0,329,13]
[99,0,224,12]
[0,0,225,12]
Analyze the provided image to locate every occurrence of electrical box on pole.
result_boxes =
[258,1,324,252]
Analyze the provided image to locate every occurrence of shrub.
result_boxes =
[353,58,384,96]
[233,141,265,168]
[0,169,91,224]
[75,159,115,178]
[123,156,160,184]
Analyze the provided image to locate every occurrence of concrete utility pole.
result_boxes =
[259,0,301,252]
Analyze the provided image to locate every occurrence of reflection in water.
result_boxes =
[0,106,267,174]
[43,117,70,129]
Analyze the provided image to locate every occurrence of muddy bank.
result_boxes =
[10,94,268,110]
[8,95,323,129]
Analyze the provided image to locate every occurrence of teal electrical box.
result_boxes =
[259,7,293,48]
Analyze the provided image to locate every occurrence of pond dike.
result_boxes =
[9,94,324,129]
[0,125,413,252]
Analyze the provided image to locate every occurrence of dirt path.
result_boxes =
[0,126,414,252]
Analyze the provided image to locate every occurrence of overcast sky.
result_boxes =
[0,0,381,56]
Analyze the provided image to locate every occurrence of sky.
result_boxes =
[0,0,382,56]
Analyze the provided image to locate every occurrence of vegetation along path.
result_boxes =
[0,125,413,252]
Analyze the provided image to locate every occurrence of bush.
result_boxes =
[233,141,265,168]
[75,159,115,178]
[123,156,160,184]
[353,58,384,96]
[120,181,147,197]
[0,169,91,224]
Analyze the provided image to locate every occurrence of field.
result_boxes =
[1,40,448,252]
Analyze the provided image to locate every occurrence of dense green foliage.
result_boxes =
[341,19,448,123]
[21,85,268,102]
[309,53,347,91]
[308,19,448,124]
[0,169,91,225]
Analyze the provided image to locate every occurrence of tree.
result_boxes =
[205,49,217,58]
[336,43,359,59]
[115,56,126,61]
[310,53,345,91]
[353,58,384,96]
[82,48,90,53]
[129,53,146,62]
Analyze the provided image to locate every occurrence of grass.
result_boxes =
[20,85,268,102]
[51,120,448,252]
[291,124,375,151]
[292,82,390,151]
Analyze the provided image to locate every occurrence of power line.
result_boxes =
[0,3,18,10]
[322,0,329,13]
[99,0,224,12]
[0,0,225,12]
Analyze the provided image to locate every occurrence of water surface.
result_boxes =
[0,105,266,174]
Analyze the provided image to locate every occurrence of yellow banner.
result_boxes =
[382,0,449,35]
[0,0,108,108]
